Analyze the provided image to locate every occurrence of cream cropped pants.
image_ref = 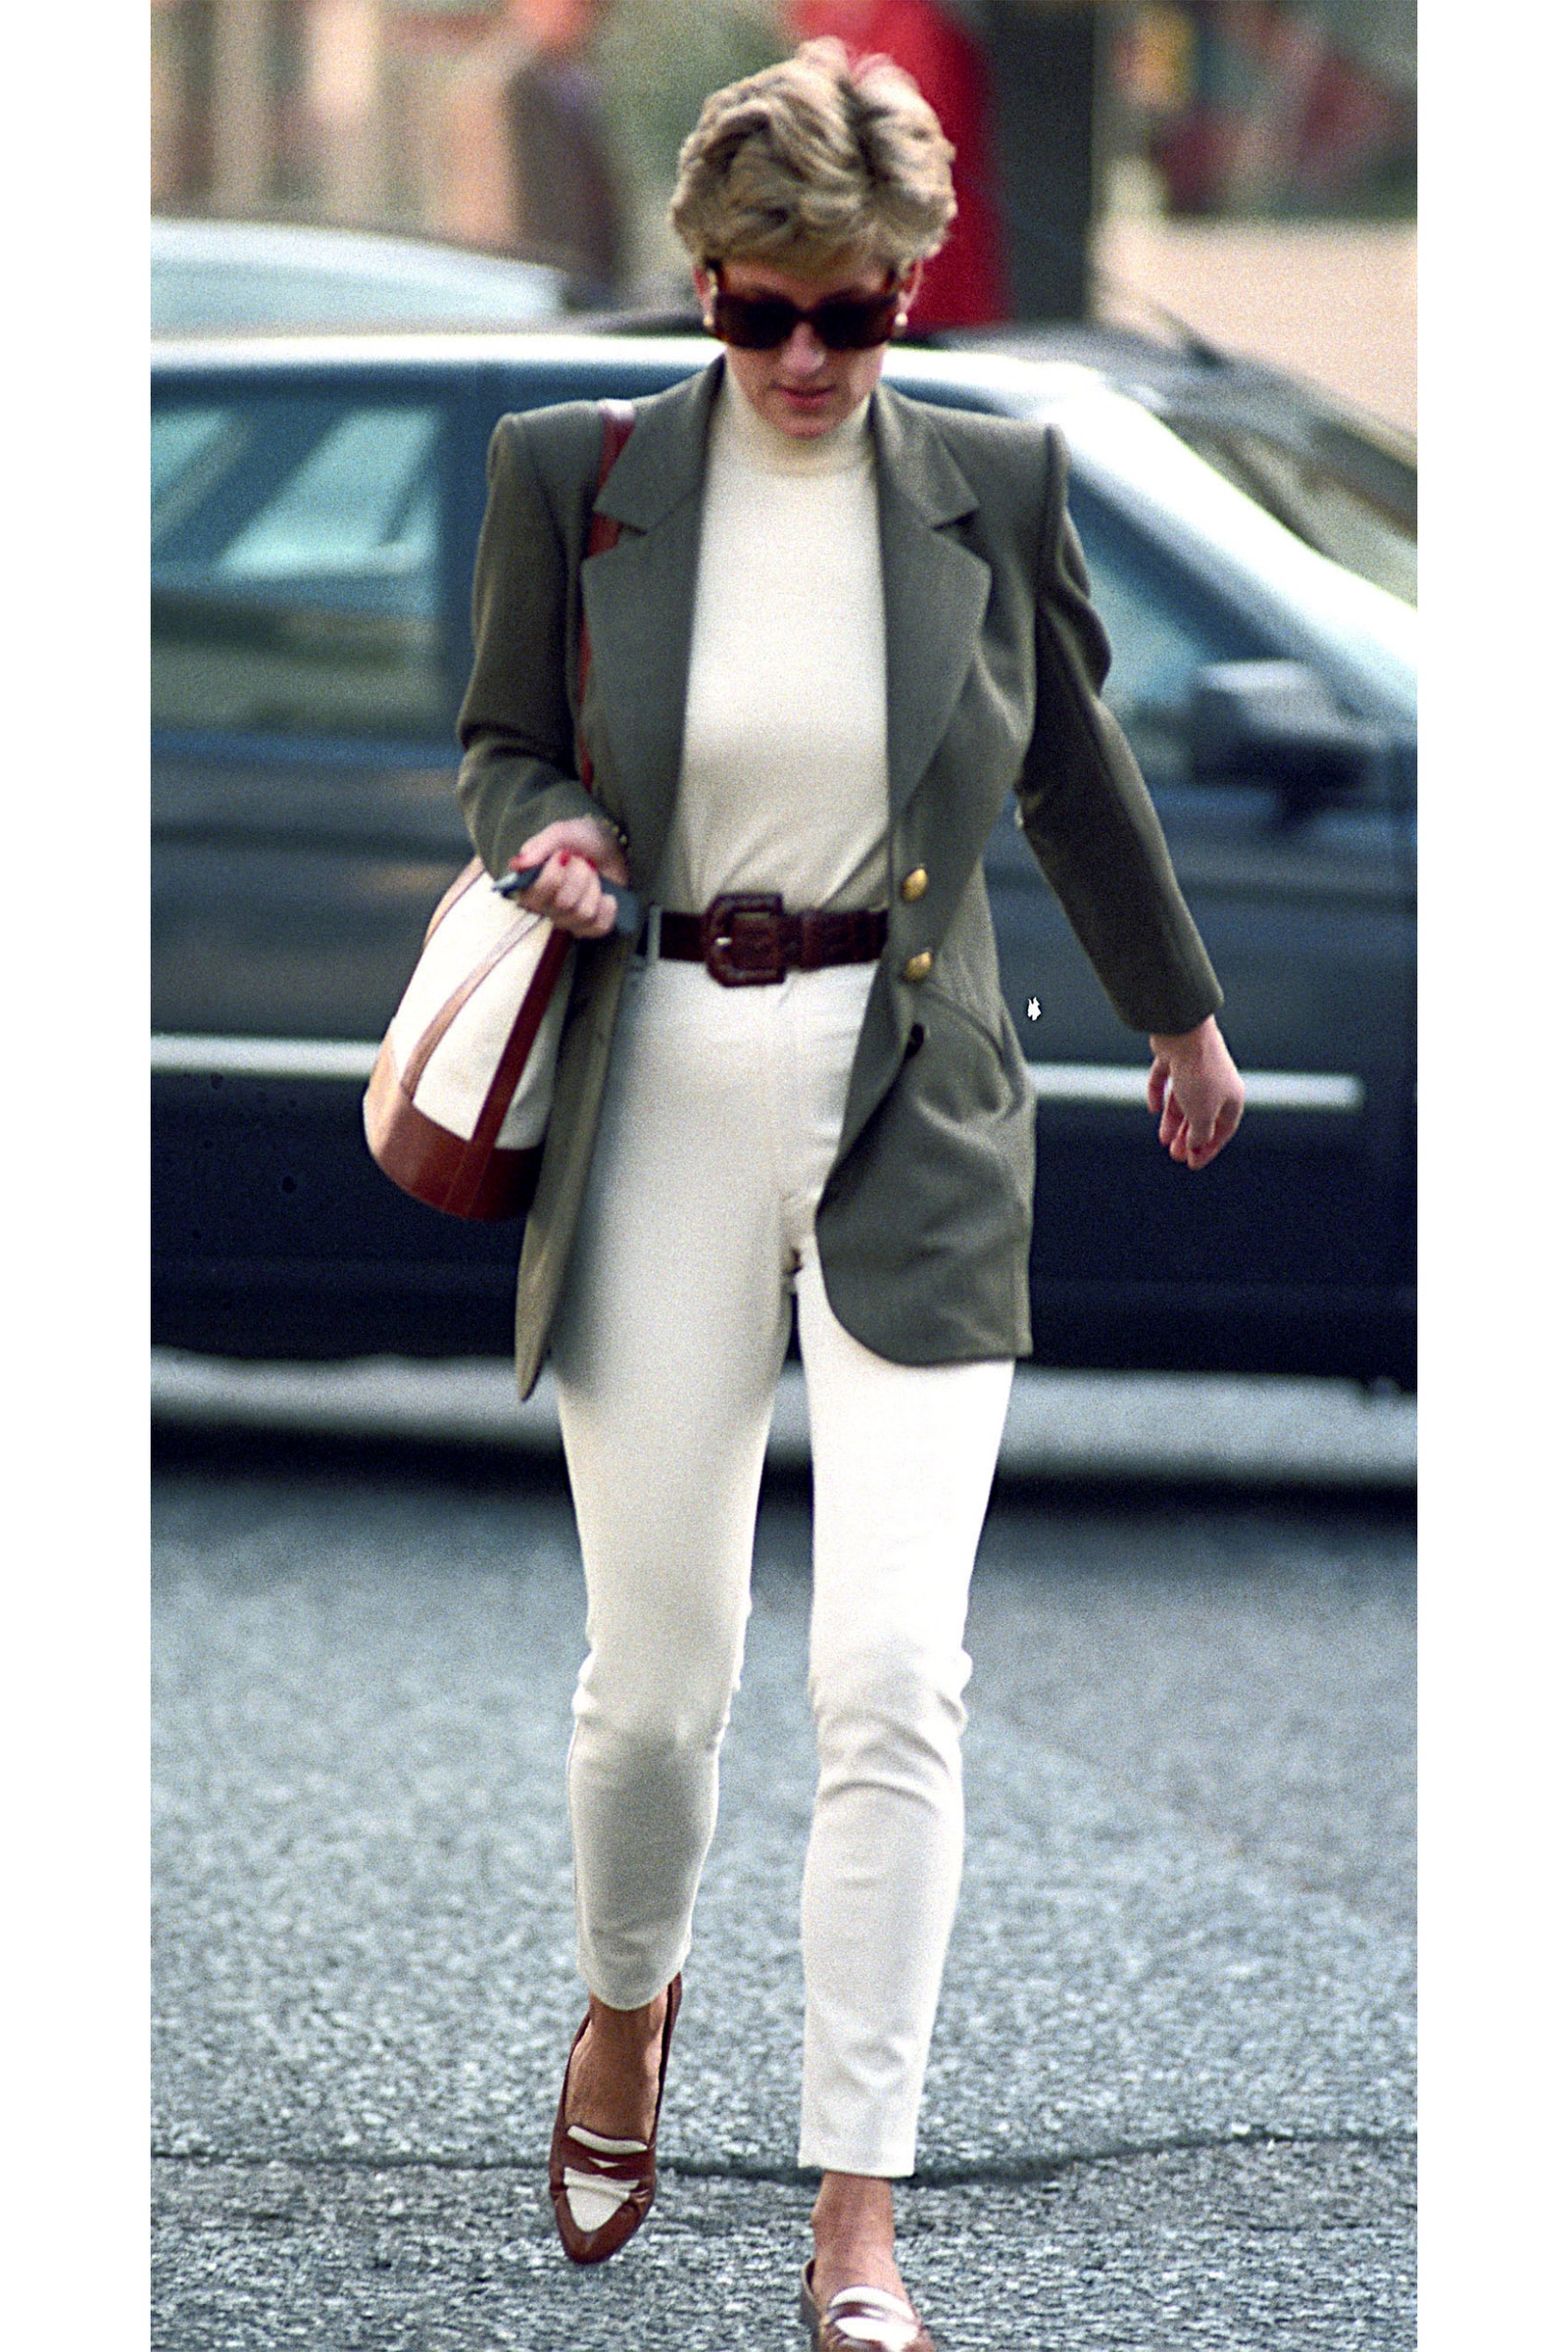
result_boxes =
[550,954,1014,2177]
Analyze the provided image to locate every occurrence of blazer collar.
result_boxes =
[593,356,722,530]
[593,361,983,529]
[869,380,981,529]
[578,363,719,879]
[581,359,992,867]
[871,384,991,823]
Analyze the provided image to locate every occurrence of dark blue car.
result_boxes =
[152,332,1415,1384]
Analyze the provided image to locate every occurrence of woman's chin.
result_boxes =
[770,389,841,436]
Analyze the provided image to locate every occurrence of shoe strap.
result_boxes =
[566,2124,648,2157]
[827,2288,916,2320]
[822,2312,922,2349]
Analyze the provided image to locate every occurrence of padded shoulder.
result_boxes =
[879,383,1065,575]
[490,400,606,522]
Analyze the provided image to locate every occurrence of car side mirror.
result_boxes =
[1187,661,1389,806]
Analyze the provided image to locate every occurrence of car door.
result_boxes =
[983,466,1415,1382]
[151,354,523,1357]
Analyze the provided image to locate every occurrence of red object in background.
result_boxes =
[788,1,1009,329]
[1146,3,1413,218]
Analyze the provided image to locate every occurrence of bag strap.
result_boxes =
[449,400,637,1209]
[576,399,636,793]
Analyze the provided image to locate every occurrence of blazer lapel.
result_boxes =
[872,387,992,825]
[579,368,991,886]
[577,361,721,887]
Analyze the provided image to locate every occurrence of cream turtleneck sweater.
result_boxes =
[653,367,890,917]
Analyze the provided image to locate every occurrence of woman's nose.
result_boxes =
[779,319,829,374]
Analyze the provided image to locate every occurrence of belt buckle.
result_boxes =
[703,893,788,986]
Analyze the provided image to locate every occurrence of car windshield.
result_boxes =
[882,351,1416,727]
[1057,401,1415,725]
[1171,421,1416,607]
[151,223,566,337]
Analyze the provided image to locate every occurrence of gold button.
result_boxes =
[902,950,933,983]
[901,865,929,903]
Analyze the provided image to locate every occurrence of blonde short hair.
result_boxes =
[669,38,956,276]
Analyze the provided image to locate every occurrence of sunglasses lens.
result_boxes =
[710,289,901,351]
[711,293,796,349]
[814,295,900,350]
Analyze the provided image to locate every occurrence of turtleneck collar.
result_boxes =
[714,360,873,477]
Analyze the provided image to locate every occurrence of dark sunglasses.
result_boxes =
[707,285,902,353]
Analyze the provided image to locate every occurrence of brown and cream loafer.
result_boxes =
[547,1973,682,2265]
[799,2260,939,2352]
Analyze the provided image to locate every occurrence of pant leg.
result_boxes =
[550,959,795,2008]
[792,1240,1014,2177]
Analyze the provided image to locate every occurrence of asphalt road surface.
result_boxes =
[152,1433,1415,2350]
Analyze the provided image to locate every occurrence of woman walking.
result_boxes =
[455,40,1243,2349]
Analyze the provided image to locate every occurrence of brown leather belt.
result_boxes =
[647,893,889,987]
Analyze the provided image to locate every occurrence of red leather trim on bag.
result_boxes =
[365,1040,545,1222]
[403,913,533,1100]
[455,920,574,1207]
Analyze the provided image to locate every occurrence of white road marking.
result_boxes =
[152,1035,380,1081]
[1029,1062,1364,1112]
[150,1036,1365,1114]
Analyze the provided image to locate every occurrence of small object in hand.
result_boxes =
[493,861,645,940]
[493,861,545,898]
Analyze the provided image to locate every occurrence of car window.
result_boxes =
[892,370,1290,791]
[152,392,449,741]
[1066,482,1271,788]
[152,260,565,337]
[1173,424,1417,607]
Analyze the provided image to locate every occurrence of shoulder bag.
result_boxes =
[362,398,636,1221]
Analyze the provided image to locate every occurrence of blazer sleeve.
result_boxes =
[455,414,605,877]
[1014,423,1224,1037]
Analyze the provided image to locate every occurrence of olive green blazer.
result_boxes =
[456,358,1222,1396]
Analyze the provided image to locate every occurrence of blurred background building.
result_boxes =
[150,0,1415,426]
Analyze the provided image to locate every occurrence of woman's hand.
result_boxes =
[1147,1015,1245,1170]
[508,816,631,940]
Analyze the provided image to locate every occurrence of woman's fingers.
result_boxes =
[513,815,630,887]
[509,838,620,937]
[1186,1079,1245,1165]
[552,850,596,913]
[1172,1089,1243,1167]
[548,856,613,937]
[507,816,626,937]
[560,854,624,936]
[1184,1102,1216,1159]
[1148,1019,1246,1170]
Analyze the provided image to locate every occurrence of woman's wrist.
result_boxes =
[1149,1013,1218,1059]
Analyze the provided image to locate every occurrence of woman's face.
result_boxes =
[695,252,917,439]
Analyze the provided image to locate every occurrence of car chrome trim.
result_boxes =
[152,1035,380,1081]
[1029,1062,1364,1112]
[150,1035,1363,1114]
